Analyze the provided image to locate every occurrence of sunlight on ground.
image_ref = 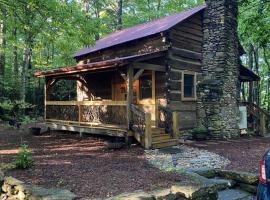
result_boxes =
[0,149,18,155]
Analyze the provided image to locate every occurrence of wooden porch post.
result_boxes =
[144,113,152,149]
[127,66,134,129]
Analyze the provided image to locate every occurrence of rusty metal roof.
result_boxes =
[74,5,206,59]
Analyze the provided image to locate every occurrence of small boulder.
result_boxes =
[28,186,77,200]
[4,176,24,186]
[189,168,217,178]
[239,183,257,194]
[217,170,258,185]
[107,190,155,200]
[171,183,218,200]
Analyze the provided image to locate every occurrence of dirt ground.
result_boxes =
[190,136,270,174]
[0,125,187,199]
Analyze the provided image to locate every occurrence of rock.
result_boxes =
[190,168,217,178]
[217,170,258,185]
[28,186,77,200]
[239,183,257,194]
[208,178,236,191]
[217,189,254,200]
[4,176,24,186]
[107,190,155,200]
[171,182,218,200]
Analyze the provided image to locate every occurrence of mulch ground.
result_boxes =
[189,136,270,174]
[0,125,187,199]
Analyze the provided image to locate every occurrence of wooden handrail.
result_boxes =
[46,100,127,106]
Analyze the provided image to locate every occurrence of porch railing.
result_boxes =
[130,104,152,149]
[240,102,270,135]
[45,101,127,128]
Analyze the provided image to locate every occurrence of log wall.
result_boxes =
[166,13,203,130]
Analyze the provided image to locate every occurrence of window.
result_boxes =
[182,72,196,100]
[139,74,152,99]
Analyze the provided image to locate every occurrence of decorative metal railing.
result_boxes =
[46,101,127,127]
[130,104,146,135]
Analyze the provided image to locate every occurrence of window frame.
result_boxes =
[181,71,197,101]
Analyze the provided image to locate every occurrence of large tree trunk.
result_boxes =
[13,27,19,75]
[0,11,6,76]
[263,47,270,112]
[254,47,260,105]
[21,39,33,102]
[117,0,123,30]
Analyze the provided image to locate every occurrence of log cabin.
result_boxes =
[34,5,269,149]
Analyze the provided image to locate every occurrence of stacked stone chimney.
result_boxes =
[197,0,240,139]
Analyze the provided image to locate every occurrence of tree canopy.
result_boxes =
[0,0,269,120]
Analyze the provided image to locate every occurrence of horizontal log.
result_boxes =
[170,38,202,53]
[172,26,203,37]
[168,56,202,72]
[169,101,197,111]
[168,71,182,81]
[169,30,202,43]
[167,80,181,90]
[169,47,202,60]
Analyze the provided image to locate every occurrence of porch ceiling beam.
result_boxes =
[133,62,166,72]
[133,69,144,81]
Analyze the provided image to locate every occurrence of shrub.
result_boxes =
[192,127,208,135]
[14,144,33,169]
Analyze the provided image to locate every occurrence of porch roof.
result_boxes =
[240,65,260,82]
[33,52,164,77]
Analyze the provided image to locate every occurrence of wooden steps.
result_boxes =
[152,138,179,149]
[151,127,178,149]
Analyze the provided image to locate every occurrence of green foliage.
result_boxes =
[14,144,33,169]
[192,127,208,135]
[0,99,35,121]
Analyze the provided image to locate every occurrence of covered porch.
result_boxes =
[35,52,178,148]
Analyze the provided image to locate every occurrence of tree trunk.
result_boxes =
[248,44,254,70]
[263,47,270,112]
[0,11,6,76]
[13,27,19,75]
[117,0,123,30]
[253,47,260,105]
[21,40,33,102]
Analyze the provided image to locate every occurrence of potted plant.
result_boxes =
[192,127,209,141]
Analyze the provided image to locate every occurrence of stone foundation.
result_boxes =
[197,0,240,139]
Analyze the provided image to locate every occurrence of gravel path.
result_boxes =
[145,145,230,171]
[0,125,188,199]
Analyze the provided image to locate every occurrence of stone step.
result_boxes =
[218,189,255,200]
[152,139,178,149]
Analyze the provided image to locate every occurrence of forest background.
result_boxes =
[0,0,269,121]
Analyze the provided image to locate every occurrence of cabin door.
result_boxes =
[135,71,157,125]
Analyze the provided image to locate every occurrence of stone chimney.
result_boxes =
[197,0,240,139]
